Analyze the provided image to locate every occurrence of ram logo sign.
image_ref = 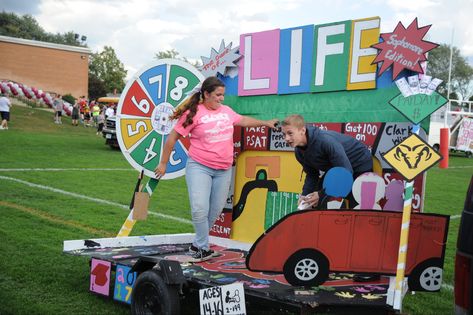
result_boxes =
[382,133,442,181]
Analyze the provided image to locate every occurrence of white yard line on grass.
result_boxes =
[0,175,192,225]
[0,168,134,171]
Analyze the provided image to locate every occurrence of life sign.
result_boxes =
[238,16,380,96]
[382,133,442,181]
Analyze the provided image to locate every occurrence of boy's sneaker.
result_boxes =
[188,244,199,254]
[189,249,215,263]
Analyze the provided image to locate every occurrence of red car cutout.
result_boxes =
[246,209,449,291]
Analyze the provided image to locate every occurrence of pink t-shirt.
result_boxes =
[174,104,242,169]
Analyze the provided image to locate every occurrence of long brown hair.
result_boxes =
[171,76,225,128]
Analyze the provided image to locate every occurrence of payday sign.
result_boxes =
[238,17,381,96]
[389,91,448,124]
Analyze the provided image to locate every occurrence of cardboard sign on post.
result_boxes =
[132,192,149,220]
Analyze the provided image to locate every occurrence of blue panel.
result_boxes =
[278,25,314,95]
[165,136,188,173]
[219,73,238,96]
[139,64,167,105]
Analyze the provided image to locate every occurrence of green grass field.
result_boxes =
[0,103,471,314]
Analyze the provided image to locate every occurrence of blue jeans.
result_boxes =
[185,157,232,250]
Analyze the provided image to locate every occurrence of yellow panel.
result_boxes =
[230,151,304,243]
[347,17,380,90]
[120,118,153,149]
[382,134,442,181]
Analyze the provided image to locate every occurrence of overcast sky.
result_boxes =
[3,0,473,79]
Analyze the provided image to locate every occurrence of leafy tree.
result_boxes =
[88,73,107,100]
[62,93,76,105]
[89,46,127,94]
[155,49,201,67]
[0,11,84,46]
[427,44,473,101]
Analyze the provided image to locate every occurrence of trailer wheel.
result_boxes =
[131,269,180,315]
[408,258,443,292]
[283,249,329,287]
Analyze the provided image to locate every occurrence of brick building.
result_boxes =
[0,35,91,98]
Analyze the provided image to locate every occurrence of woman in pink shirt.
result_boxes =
[155,76,278,262]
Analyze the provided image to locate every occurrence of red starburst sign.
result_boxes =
[372,18,438,79]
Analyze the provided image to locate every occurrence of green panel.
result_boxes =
[226,85,430,131]
[389,92,448,125]
[130,131,163,173]
[167,65,201,107]
[264,191,299,230]
[311,20,351,93]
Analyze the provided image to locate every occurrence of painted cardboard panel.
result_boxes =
[138,63,167,107]
[373,122,427,169]
[389,92,447,124]
[113,264,137,304]
[310,122,343,133]
[372,18,439,79]
[352,172,386,210]
[311,20,351,93]
[231,151,303,243]
[456,118,473,151]
[246,210,449,291]
[278,25,314,94]
[265,191,300,229]
[382,171,425,212]
[269,126,294,151]
[166,65,202,107]
[243,126,270,151]
[382,133,442,181]
[120,80,155,118]
[90,258,111,296]
[343,122,382,152]
[238,29,280,96]
[119,118,153,150]
[347,17,380,90]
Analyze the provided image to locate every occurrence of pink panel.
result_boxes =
[238,29,280,96]
[360,181,377,209]
[90,258,111,296]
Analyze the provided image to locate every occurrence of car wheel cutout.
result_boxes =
[408,258,443,292]
[283,249,329,287]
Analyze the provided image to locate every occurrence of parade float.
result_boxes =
[64,16,449,314]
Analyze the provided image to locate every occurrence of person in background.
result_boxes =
[154,76,278,262]
[105,104,114,119]
[71,101,80,126]
[53,94,63,124]
[0,93,12,130]
[79,96,86,125]
[91,100,100,127]
[96,107,105,135]
[83,103,91,127]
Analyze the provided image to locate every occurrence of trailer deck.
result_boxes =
[64,234,393,314]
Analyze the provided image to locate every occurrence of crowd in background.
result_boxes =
[54,95,116,136]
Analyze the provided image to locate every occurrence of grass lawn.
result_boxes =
[0,103,471,314]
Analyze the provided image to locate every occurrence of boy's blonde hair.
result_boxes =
[282,114,305,129]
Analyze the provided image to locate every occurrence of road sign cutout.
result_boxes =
[382,133,442,181]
